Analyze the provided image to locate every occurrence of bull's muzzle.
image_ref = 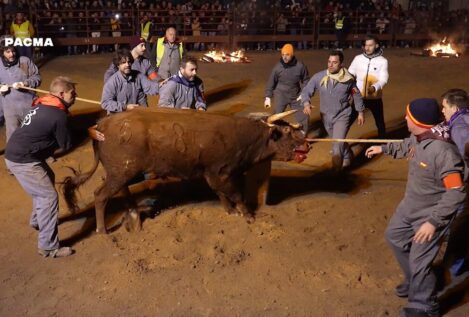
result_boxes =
[293,142,310,163]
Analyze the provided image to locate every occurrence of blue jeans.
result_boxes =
[5,159,60,250]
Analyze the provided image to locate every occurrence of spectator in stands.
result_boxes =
[65,12,78,55]
[10,11,35,59]
[276,13,288,35]
[140,14,152,42]
[111,12,122,52]
[376,13,390,35]
[191,16,201,51]
[90,12,101,54]
[334,11,348,49]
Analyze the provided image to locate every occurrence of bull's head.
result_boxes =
[264,110,310,163]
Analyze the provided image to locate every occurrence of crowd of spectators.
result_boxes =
[0,0,467,54]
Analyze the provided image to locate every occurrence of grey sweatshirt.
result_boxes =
[300,69,364,116]
[101,70,159,113]
[158,73,206,110]
[265,58,309,100]
[383,136,465,228]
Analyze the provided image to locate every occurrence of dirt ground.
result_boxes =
[0,49,468,317]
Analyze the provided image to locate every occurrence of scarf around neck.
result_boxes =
[416,122,452,143]
[320,67,354,88]
[2,55,19,68]
[32,95,70,113]
[280,56,298,68]
[448,108,469,127]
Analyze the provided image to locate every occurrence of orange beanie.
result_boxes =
[281,44,294,56]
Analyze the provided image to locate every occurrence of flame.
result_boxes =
[427,37,460,57]
[201,50,251,63]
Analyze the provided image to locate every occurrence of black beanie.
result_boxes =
[406,98,440,128]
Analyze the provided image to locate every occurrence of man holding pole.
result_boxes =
[5,76,79,258]
[366,98,465,317]
[0,39,41,143]
[300,50,364,171]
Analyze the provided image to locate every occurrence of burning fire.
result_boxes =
[201,50,251,63]
[426,38,460,58]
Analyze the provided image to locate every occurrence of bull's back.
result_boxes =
[96,108,269,177]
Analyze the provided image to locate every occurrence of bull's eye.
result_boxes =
[282,126,291,134]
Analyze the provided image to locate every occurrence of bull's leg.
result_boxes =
[204,174,254,223]
[119,186,142,232]
[94,175,129,234]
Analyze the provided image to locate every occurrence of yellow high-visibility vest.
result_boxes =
[141,21,151,41]
[156,37,184,67]
[335,17,345,30]
[11,21,31,39]
[111,18,120,31]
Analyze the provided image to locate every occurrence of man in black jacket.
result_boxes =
[5,76,77,258]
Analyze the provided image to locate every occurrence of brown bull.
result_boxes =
[63,108,308,233]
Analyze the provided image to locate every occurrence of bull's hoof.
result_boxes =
[96,227,108,234]
[124,210,142,232]
[244,214,255,224]
[225,208,238,215]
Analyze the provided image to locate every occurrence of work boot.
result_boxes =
[395,282,409,298]
[399,307,440,317]
[331,155,343,171]
[38,247,74,258]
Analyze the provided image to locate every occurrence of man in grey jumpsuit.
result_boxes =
[264,43,309,133]
[366,98,466,317]
[0,40,41,142]
[101,49,159,114]
[300,50,364,170]
[158,56,207,111]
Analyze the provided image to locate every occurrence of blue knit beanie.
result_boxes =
[406,98,440,128]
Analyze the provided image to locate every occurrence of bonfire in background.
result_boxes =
[201,50,251,63]
[424,37,460,58]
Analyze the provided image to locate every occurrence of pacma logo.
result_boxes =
[4,37,54,47]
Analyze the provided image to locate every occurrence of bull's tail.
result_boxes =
[62,140,100,213]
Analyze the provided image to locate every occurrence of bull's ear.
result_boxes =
[269,126,282,141]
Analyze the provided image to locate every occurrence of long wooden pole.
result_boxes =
[9,85,102,105]
[305,138,403,143]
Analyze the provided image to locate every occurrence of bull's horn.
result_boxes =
[267,109,298,123]
[289,122,302,129]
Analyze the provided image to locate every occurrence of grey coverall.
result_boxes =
[383,136,465,314]
[101,70,159,114]
[265,58,309,133]
[300,69,364,160]
[158,74,207,110]
[103,57,157,83]
[0,56,41,141]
